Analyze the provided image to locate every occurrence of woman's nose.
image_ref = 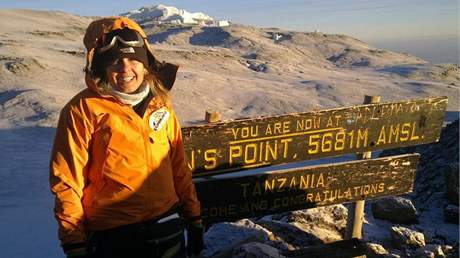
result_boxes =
[115,58,131,71]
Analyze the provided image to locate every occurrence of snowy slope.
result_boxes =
[0,7,458,258]
[120,4,214,24]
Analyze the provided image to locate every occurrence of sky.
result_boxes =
[0,0,458,63]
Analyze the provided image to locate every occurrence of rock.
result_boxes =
[377,121,459,250]
[427,244,446,257]
[245,60,268,72]
[256,219,323,249]
[415,244,446,258]
[5,57,46,74]
[390,226,426,249]
[443,205,459,224]
[202,219,273,257]
[366,242,389,257]
[272,205,348,243]
[365,243,402,258]
[415,249,436,258]
[444,163,459,205]
[232,242,286,258]
[441,245,453,256]
[446,243,458,258]
[371,197,418,224]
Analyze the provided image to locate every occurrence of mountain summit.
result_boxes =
[120,4,221,25]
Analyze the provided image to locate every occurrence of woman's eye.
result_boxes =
[111,59,121,66]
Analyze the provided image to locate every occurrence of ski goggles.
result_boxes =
[98,28,145,53]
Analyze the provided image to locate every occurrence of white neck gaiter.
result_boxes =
[108,83,150,106]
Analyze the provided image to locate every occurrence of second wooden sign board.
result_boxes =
[195,154,419,224]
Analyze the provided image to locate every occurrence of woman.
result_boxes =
[49,17,203,258]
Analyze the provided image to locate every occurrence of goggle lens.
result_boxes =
[98,28,144,53]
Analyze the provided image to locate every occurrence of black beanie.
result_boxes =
[92,28,149,76]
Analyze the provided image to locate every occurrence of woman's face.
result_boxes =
[105,58,145,93]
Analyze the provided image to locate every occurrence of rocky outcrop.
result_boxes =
[202,205,347,257]
[378,120,459,249]
[203,219,272,257]
[390,226,426,249]
[270,205,348,243]
[415,244,447,258]
[255,219,322,250]
[446,244,458,258]
[366,242,390,257]
[371,197,418,224]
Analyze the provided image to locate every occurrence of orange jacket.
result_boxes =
[49,89,200,245]
[49,17,200,247]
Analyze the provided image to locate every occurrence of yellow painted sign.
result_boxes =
[183,97,446,176]
[195,154,419,224]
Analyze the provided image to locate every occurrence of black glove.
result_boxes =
[64,242,91,258]
[66,248,90,258]
[186,222,204,256]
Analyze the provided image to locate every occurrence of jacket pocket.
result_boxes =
[84,178,107,207]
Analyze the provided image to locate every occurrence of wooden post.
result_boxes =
[205,110,221,123]
[345,96,381,248]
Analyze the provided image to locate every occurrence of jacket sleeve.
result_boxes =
[168,110,201,221]
[49,101,93,247]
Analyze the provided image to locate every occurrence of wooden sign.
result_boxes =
[183,97,446,176]
[195,154,419,224]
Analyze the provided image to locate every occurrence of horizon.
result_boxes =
[0,0,458,64]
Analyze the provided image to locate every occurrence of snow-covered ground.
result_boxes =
[0,7,458,258]
[0,127,61,257]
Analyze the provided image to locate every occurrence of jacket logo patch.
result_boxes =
[120,47,135,53]
[149,108,169,131]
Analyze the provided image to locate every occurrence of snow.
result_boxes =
[120,4,214,25]
[0,6,458,258]
[0,127,61,257]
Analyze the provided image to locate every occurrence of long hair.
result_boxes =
[145,68,171,109]
[92,64,172,109]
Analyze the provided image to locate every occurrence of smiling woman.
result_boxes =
[49,16,204,258]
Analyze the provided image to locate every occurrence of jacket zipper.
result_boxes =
[123,104,153,210]
[143,106,154,212]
